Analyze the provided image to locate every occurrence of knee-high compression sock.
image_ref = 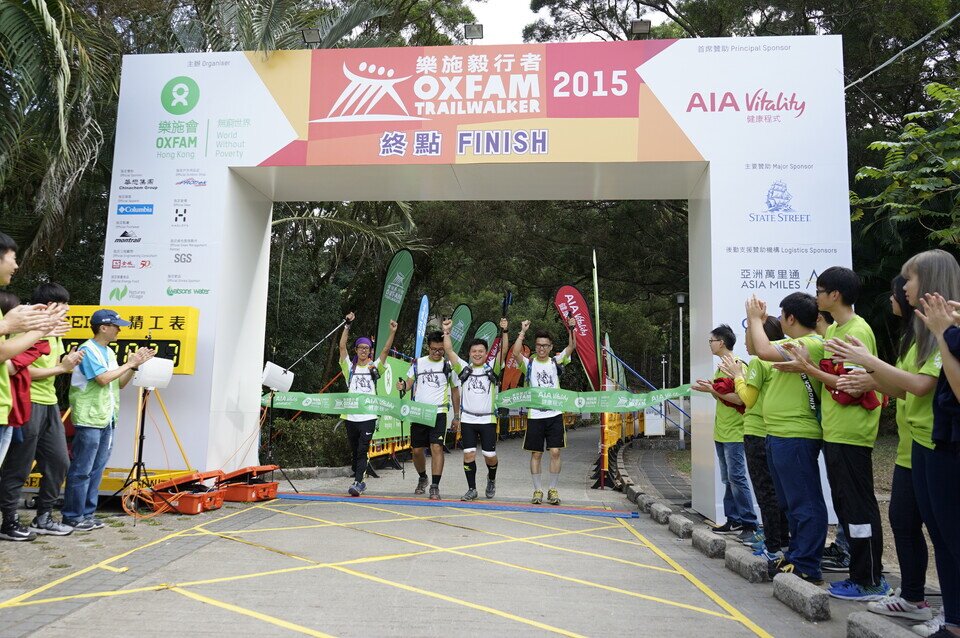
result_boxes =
[532,473,542,491]
[464,461,477,489]
[487,463,498,481]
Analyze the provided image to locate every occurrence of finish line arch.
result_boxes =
[103,36,849,521]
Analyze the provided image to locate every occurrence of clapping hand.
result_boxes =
[917,293,958,336]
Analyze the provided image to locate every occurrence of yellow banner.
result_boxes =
[63,305,200,374]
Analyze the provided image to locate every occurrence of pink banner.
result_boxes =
[554,285,600,391]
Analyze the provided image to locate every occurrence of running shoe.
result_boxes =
[414,476,428,495]
[738,528,764,546]
[821,548,851,573]
[546,489,561,505]
[63,518,96,532]
[822,541,847,560]
[348,481,366,497]
[28,512,73,536]
[828,577,892,602]
[0,518,36,542]
[912,610,945,637]
[531,490,543,505]
[768,557,824,585]
[713,520,743,535]
[84,516,105,530]
[461,488,478,501]
[485,479,496,499]
[750,537,767,553]
[429,485,441,500]
[867,590,933,622]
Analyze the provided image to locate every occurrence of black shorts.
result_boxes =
[411,413,447,448]
[460,422,497,453]
[523,415,566,452]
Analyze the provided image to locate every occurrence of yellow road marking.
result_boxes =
[195,527,319,564]
[618,519,773,638]
[331,566,587,638]
[96,564,129,573]
[171,587,337,637]
[469,510,648,547]
[0,507,254,607]
[2,525,621,609]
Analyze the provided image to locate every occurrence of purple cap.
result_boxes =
[91,309,132,327]
[354,337,373,349]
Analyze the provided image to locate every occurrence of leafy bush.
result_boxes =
[267,417,351,468]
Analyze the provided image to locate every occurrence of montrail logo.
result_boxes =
[114,231,142,243]
[313,62,424,123]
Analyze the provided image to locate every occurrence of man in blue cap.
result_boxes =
[62,309,155,530]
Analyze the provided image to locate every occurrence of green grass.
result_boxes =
[666,448,692,479]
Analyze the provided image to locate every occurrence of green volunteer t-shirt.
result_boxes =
[0,319,9,425]
[742,357,771,437]
[30,336,65,406]
[762,334,824,440]
[822,315,882,448]
[894,343,942,468]
[713,364,744,443]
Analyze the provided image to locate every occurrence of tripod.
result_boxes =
[264,390,299,493]
[113,387,155,511]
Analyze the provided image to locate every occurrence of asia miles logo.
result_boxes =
[686,90,806,117]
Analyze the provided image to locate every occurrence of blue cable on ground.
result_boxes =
[277,492,639,518]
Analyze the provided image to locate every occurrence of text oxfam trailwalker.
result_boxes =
[104,36,850,521]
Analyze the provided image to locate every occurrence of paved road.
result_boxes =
[0,425,854,637]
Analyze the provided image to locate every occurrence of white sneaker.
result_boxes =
[867,592,933,622]
[912,609,945,637]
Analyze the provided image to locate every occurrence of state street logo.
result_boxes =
[161,76,200,116]
[766,181,793,212]
[313,62,421,123]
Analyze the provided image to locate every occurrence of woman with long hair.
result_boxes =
[831,250,960,635]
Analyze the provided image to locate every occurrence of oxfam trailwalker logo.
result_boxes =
[162,77,200,115]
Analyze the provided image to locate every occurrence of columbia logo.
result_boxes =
[116,204,153,215]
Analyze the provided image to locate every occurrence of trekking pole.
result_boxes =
[285,319,347,372]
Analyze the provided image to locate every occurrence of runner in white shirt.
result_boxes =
[512,316,577,505]
[443,317,508,501]
[398,331,460,500]
[338,312,396,497]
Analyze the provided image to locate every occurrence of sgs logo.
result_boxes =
[174,253,193,263]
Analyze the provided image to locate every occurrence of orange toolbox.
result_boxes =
[146,470,226,514]
[218,465,279,502]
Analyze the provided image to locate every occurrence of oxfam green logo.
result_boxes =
[161,76,200,115]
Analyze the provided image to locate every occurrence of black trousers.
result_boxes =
[744,434,789,552]
[823,441,884,586]
[346,419,376,483]
[889,464,928,601]
[0,404,69,519]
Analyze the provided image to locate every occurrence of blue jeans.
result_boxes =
[715,441,758,527]
[766,435,828,579]
[63,425,114,522]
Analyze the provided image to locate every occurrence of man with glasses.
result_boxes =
[692,325,758,538]
[772,268,889,600]
[338,311,397,497]
[512,317,577,505]
[398,331,460,500]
